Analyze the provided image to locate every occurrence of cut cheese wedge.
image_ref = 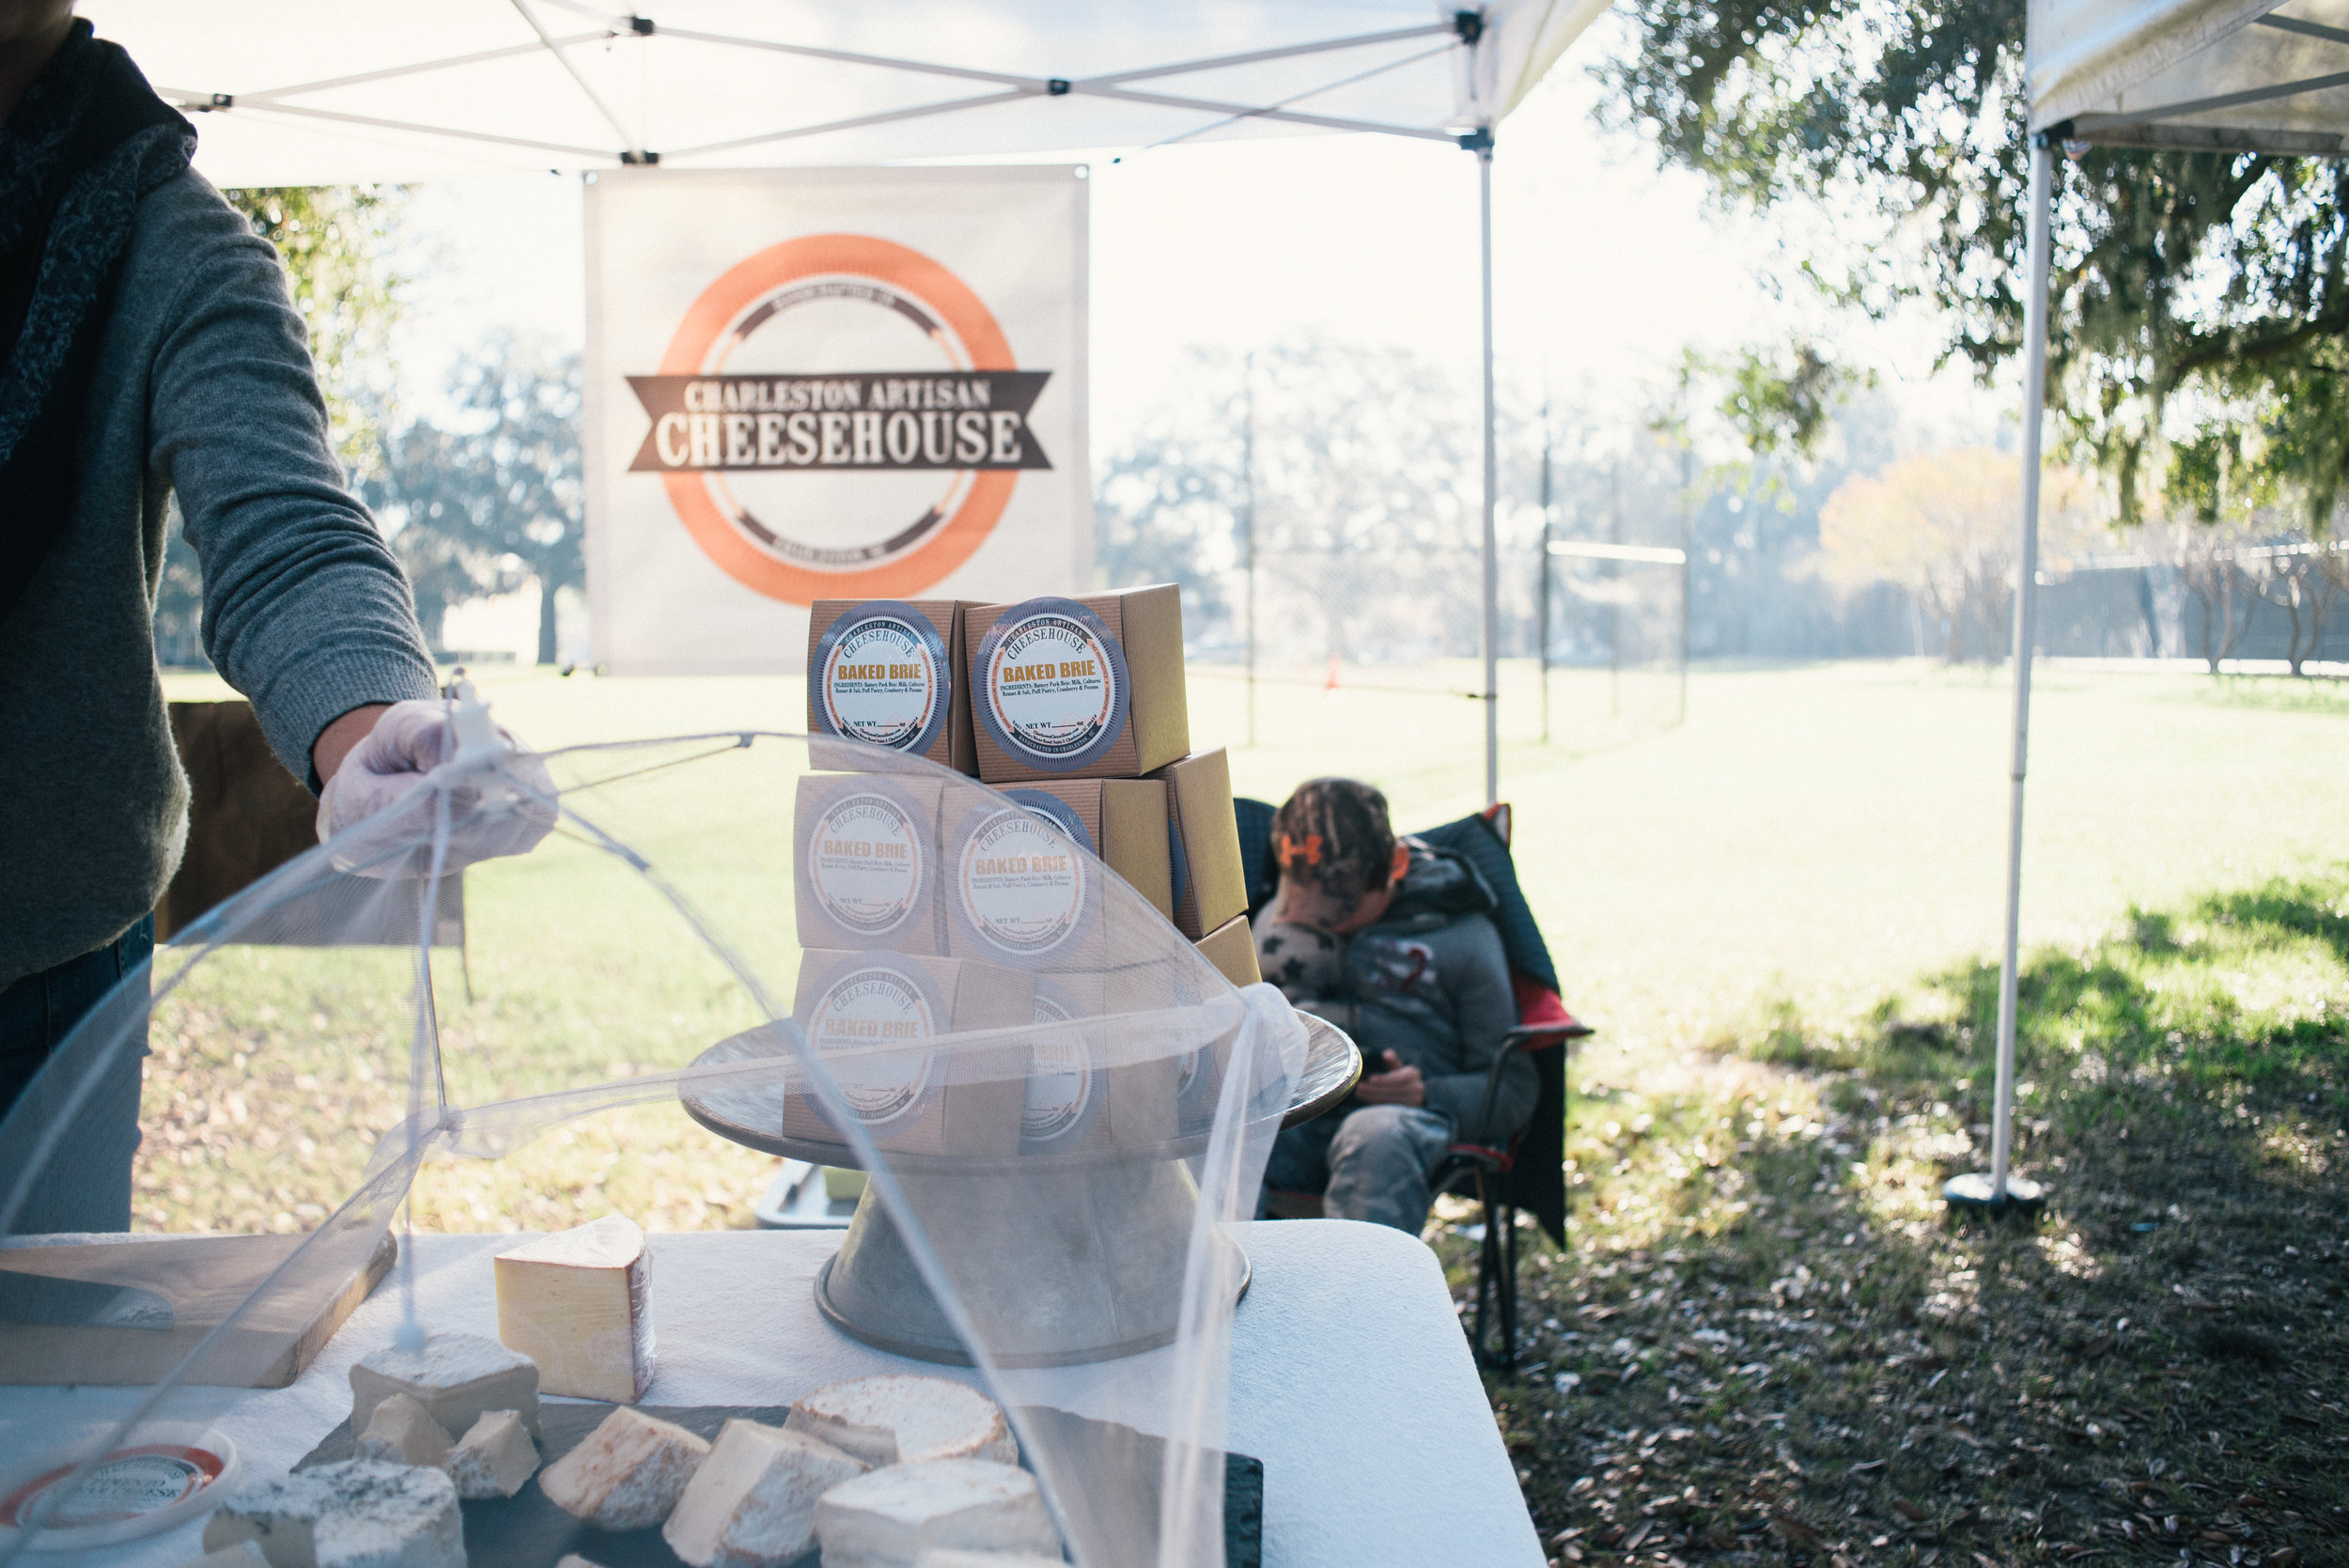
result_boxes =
[201,1458,462,1568]
[539,1405,709,1531]
[445,1409,538,1499]
[815,1459,1059,1568]
[350,1332,540,1440]
[353,1393,450,1470]
[661,1418,868,1567]
[494,1214,655,1403]
[174,1544,272,1568]
[785,1374,1015,1468]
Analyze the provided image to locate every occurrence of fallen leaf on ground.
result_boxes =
[1771,1510,1825,1547]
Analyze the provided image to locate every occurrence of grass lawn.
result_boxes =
[1456,866,2349,1566]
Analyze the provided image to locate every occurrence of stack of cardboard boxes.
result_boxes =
[788,588,1255,1156]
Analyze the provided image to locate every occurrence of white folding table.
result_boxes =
[19,1219,1542,1568]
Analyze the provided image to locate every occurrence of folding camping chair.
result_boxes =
[1237,797,1592,1371]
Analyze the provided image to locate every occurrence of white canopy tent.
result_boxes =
[85,0,1613,805]
[1969,0,2349,1206]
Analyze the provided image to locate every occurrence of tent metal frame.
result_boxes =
[1980,0,2349,1209]
[165,2,1514,805]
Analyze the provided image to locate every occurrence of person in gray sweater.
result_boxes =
[0,8,445,1231]
[1254,779,1532,1234]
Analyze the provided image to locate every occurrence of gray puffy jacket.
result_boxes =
[1255,841,1532,1146]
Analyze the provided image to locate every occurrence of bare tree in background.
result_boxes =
[2143,516,2260,674]
[1817,449,2099,662]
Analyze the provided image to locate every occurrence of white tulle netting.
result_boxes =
[0,716,1307,1567]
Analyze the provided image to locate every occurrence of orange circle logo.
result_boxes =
[625,234,1051,606]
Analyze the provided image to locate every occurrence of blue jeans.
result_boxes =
[1266,1103,1455,1234]
[0,915,153,1234]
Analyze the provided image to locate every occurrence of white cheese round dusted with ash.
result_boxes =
[350,1331,539,1440]
[815,1459,1058,1568]
[785,1374,1015,1468]
[200,1459,462,1568]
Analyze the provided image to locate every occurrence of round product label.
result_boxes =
[805,788,927,939]
[0,1445,226,1530]
[1003,788,1098,857]
[976,598,1129,771]
[813,603,951,754]
[1021,989,1099,1147]
[804,964,939,1128]
[957,805,1089,958]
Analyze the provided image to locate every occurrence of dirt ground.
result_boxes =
[1433,870,2349,1566]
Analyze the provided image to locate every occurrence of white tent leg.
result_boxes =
[1956,135,2055,1214]
[1479,139,1500,810]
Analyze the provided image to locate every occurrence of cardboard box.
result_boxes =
[794,773,944,955]
[807,599,976,774]
[1002,778,1173,921]
[782,951,1032,1157]
[1147,749,1248,940]
[939,782,1170,965]
[1194,911,1261,989]
[965,585,1190,783]
[1021,972,1180,1155]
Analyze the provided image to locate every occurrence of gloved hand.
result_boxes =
[315,699,558,874]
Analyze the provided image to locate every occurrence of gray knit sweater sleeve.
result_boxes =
[152,183,437,780]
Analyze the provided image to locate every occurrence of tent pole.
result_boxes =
[1243,350,1257,749]
[1954,133,2055,1214]
[1539,401,1552,746]
[1478,134,1500,809]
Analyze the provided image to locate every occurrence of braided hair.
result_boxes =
[1270,777,1396,901]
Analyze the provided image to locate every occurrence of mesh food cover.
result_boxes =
[0,700,1316,1567]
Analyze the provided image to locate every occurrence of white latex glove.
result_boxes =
[315,699,558,874]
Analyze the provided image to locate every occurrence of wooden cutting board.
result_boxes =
[0,1230,396,1388]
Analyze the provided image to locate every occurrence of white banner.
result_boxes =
[583,165,1090,674]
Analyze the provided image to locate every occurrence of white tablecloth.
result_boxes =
[21,1220,1540,1568]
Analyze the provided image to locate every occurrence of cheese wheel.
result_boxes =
[815,1459,1059,1568]
[785,1374,1015,1468]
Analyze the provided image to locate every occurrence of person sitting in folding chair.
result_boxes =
[1252,778,1530,1235]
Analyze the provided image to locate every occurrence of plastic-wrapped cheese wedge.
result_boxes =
[446,1409,538,1499]
[662,1418,868,1567]
[353,1392,451,1469]
[540,1405,709,1530]
[784,1374,1016,1467]
[814,1459,1060,1568]
[201,1459,463,1568]
[494,1213,655,1402]
[350,1331,540,1439]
